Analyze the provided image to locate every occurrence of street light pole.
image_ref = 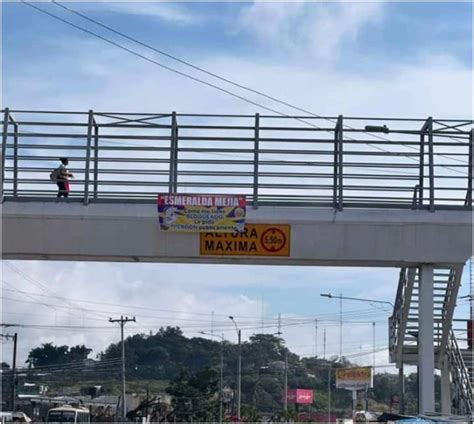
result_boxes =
[320,293,393,308]
[339,293,343,358]
[372,322,376,370]
[201,331,225,424]
[320,293,394,360]
[321,293,393,415]
[229,316,241,421]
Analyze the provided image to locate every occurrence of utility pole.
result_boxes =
[200,331,225,424]
[277,313,282,336]
[314,320,318,357]
[229,316,241,421]
[11,333,17,411]
[237,328,242,420]
[109,316,136,420]
[219,334,224,424]
[327,366,332,423]
[323,328,327,359]
[284,352,288,412]
[1,333,17,411]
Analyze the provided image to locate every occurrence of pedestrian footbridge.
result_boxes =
[1,109,472,416]
[1,203,471,267]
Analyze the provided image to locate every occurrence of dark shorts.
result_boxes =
[57,180,70,197]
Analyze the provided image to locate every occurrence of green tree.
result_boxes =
[68,345,92,362]
[26,343,69,367]
[166,368,219,422]
[25,343,92,368]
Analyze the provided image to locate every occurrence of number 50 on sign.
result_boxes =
[200,224,290,257]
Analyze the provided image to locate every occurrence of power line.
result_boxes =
[21,1,469,175]
[3,262,108,320]
[51,1,471,158]
[0,284,390,322]
[20,1,312,126]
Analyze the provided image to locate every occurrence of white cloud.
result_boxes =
[96,2,200,25]
[237,2,385,63]
[2,260,397,366]
[2,2,471,373]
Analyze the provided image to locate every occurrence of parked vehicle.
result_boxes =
[46,406,90,423]
[0,412,13,423]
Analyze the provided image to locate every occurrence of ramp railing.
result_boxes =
[447,329,473,415]
[1,109,472,209]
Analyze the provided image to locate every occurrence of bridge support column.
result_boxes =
[441,356,451,415]
[418,264,435,415]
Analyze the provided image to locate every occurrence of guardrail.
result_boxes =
[1,109,472,209]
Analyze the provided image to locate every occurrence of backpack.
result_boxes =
[50,167,61,182]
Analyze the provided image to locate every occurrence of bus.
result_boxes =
[46,406,90,423]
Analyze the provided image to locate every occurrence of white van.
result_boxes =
[0,412,13,423]
[46,406,90,423]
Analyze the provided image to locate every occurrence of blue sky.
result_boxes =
[1,1,472,368]
[3,2,471,74]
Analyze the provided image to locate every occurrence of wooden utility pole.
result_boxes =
[109,316,136,420]
[1,333,17,411]
[11,333,17,411]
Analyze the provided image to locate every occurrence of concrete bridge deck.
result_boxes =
[2,202,471,266]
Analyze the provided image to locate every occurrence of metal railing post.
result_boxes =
[466,129,473,207]
[11,115,18,198]
[419,127,425,208]
[337,115,344,211]
[168,112,177,193]
[253,113,260,209]
[173,113,179,193]
[427,117,435,212]
[1,108,10,203]
[83,110,94,205]
[93,120,99,200]
[333,118,340,209]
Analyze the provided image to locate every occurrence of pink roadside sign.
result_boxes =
[287,389,314,405]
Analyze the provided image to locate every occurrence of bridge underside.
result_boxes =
[1,202,471,266]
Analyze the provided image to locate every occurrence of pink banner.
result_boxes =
[287,389,313,405]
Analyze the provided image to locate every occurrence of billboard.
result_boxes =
[335,367,372,390]
[200,224,290,257]
[287,389,313,405]
[157,194,246,232]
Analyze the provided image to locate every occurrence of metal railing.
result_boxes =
[1,109,472,209]
[447,329,473,416]
[389,267,466,362]
[389,267,419,366]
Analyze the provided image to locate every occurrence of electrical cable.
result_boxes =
[52,1,472,155]
[21,1,469,175]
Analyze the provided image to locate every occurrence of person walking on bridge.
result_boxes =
[53,157,74,198]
